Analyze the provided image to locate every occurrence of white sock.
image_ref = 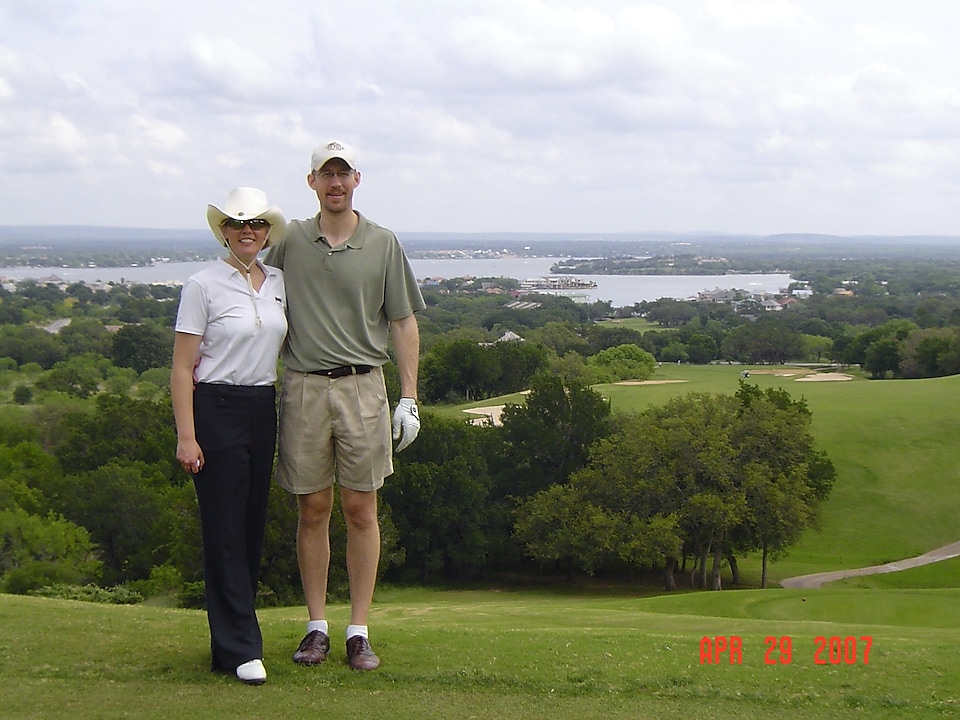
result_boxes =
[346,624,368,640]
[307,619,328,635]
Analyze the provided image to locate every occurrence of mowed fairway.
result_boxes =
[3,586,959,720]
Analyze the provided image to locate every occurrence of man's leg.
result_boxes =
[297,487,334,621]
[340,486,380,625]
[341,486,381,670]
[292,488,335,665]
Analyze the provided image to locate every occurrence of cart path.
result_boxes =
[779,540,960,589]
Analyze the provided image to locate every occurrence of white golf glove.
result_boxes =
[392,397,420,452]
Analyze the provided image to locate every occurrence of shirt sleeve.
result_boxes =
[174,278,210,336]
[384,237,426,321]
[264,231,286,270]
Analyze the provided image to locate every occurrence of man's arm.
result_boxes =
[263,223,288,269]
[390,313,419,399]
[390,313,421,452]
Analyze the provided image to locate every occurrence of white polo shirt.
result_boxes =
[175,259,287,386]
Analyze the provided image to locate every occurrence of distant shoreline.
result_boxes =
[0,259,792,308]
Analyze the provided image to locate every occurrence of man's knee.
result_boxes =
[341,489,378,531]
[298,489,334,528]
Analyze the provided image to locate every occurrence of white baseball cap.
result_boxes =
[310,140,357,172]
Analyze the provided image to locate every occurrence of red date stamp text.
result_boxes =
[699,635,873,665]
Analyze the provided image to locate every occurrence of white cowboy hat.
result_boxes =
[206,187,286,247]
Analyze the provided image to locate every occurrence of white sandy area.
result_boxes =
[795,372,853,382]
[464,405,506,426]
[615,379,688,386]
[743,368,853,382]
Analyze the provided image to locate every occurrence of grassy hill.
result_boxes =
[6,366,958,718]
[3,585,958,719]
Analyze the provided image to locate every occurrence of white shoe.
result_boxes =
[236,659,266,685]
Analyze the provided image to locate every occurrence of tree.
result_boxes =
[586,343,657,381]
[35,354,103,398]
[111,322,174,374]
[0,442,61,515]
[582,324,648,354]
[730,382,835,586]
[0,326,66,369]
[659,341,689,364]
[420,337,498,402]
[642,299,698,328]
[843,320,917,367]
[382,413,494,582]
[683,332,719,364]
[485,339,549,396]
[899,328,955,378]
[547,351,607,386]
[45,461,180,584]
[497,374,612,499]
[0,507,103,593]
[513,483,617,579]
[864,337,902,379]
[800,334,833,363]
[48,394,178,479]
[12,385,32,405]
[720,318,804,364]
[58,318,112,356]
[526,321,591,357]
[512,386,833,591]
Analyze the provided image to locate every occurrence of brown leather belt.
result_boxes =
[308,365,374,379]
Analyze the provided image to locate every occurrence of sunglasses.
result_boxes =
[222,218,270,230]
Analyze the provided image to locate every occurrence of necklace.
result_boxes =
[224,250,264,328]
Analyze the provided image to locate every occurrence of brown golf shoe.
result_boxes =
[292,629,330,665]
[346,635,380,671]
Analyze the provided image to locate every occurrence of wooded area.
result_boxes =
[3,244,960,605]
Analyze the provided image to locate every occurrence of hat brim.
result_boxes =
[206,205,287,247]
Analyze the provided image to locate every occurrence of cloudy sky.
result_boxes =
[2,0,959,236]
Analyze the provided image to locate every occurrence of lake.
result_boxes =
[0,257,792,308]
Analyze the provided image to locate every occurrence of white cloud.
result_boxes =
[705,0,814,31]
[1,0,960,234]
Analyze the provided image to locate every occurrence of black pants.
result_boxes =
[192,382,276,672]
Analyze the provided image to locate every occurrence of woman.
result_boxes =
[171,187,287,685]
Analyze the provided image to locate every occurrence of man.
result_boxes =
[265,140,424,671]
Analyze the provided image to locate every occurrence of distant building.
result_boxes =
[480,330,525,347]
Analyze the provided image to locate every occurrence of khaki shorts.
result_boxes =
[275,368,393,494]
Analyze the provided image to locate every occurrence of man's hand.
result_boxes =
[392,397,420,452]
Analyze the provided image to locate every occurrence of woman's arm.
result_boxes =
[171,331,205,474]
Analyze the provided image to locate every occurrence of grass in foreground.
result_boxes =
[3,587,959,720]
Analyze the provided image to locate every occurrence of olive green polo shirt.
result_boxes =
[265,212,425,373]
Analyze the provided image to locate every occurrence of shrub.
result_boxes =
[4,560,89,595]
[179,581,206,609]
[29,583,143,604]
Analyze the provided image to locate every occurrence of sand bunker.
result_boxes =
[616,379,688,386]
[741,368,853,382]
[463,405,506,426]
[795,372,852,382]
